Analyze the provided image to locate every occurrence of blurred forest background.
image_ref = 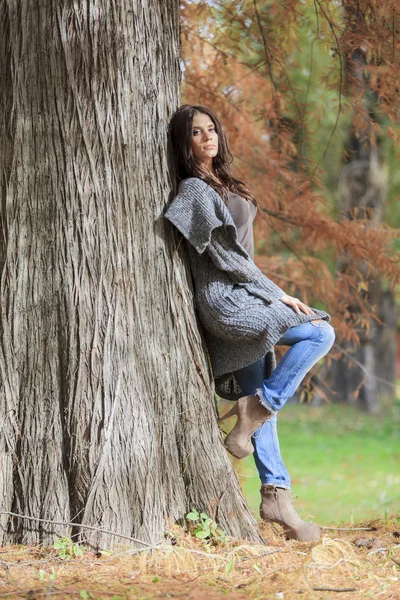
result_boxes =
[180,0,400,524]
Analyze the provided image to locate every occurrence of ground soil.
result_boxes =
[0,518,399,600]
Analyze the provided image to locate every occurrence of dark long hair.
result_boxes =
[167,104,257,206]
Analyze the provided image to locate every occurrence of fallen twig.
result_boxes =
[235,548,284,562]
[368,544,400,556]
[321,526,376,531]
[0,588,122,598]
[312,586,357,592]
[0,510,162,549]
[368,547,389,555]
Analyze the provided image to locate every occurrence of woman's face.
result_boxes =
[191,112,219,171]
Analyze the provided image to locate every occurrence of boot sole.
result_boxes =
[261,516,320,542]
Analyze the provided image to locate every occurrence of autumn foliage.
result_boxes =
[180,0,400,350]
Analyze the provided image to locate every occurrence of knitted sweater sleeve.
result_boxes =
[164,183,225,254]
[165,178,285,304]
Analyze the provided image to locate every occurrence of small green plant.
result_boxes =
[79,592,94,600]
[384,508,390,523]
[225,557,235,576]
[38,569,57,582]
[186,510,230,543]
[54,536,84,560]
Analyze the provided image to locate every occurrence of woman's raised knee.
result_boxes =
[311,320,335,346]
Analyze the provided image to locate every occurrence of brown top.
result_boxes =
[226,191,257,259]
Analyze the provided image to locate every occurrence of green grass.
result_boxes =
[231,402,400,525]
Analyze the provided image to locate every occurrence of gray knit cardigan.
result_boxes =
[165,177,331,400]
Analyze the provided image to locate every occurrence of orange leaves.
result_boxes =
[180,0,400,345]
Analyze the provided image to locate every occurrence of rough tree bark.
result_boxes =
[321,5,397,414]
[0,1,261,548]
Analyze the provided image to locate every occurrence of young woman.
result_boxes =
[165,105,335,542]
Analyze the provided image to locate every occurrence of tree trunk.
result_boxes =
[0,1,261,548]
[320,6,397,414]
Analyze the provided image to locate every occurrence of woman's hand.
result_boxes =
[279,293,316,317]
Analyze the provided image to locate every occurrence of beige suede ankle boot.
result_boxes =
[219,395,273,459]
[260,484,320,542]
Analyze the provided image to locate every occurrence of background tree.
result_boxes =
[0,1,261,548]
[326,2,397,413]
[181,0,400,411]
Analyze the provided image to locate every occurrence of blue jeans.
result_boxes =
[233,320,335,488]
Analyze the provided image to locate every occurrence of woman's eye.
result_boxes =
[192,127,215,135]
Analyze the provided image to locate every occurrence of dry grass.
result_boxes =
[0,518,399,600]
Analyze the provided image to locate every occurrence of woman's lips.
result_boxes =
[204,145,216,149]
